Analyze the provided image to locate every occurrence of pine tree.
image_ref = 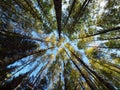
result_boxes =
[0,0,120,89]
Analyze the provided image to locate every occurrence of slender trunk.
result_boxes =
[0,11,20,23]
[97,37,120,41]
[76,37,120,41]
[24,0,41,20]
[77,45,120,49]
[77,0,91,21]
[78,27,120,39]
[70,59,95,90]
[0,2,30,23]
[53,0,62,39]
[33,60,50,86]
[0,47,53,68]
[63,61,67,90]
[70,0,91,30]
[15,0,50,31]
[78,78,85,90]
[58,74,61,90]
[91,59,120,74]
[70,50,116,90]
[36,0,52,29]
[63,0,76,29]
[81,45,120,49]
[11,57,37,76]
[64,50,95,90]
[0,30,50,42]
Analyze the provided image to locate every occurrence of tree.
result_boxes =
[0,0,120,90]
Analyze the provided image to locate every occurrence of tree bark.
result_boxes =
[64,49,95,90]
[53,0,62,39]
[63,62,67,90]
[63,0,76,29]
[0,47,53,68]
[70,50,116,90]
[70,0,91,30]
[78,27,120,39]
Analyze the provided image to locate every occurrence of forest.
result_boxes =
[0,0,120,90]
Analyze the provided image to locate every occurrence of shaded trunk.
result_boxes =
[0,1,30,23]
[0,30,50,42]
[0,47,53,68]
[0,73,28,90]
[78,27,120,39]
[23,0,42,20]
[70,50,116,90]
[70,59,95,90]
[64,49,95,90]
[11,57,38,76]
[63,0,76,29]
[63,61,67,90]
[76,0,91,21]
[36,0,52,29]
[76,37,120,41]
[84,46,120,49]
[33,60,51,86]
[97,37,120,41]
[91,59,120,74]
[53,0,62,39]
[70,0,91,30]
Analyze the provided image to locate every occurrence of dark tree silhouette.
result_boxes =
[53,0,62,39]
[0,0,120,90]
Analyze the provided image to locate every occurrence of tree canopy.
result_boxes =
[0,0,120,90]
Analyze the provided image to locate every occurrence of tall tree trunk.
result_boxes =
[63,0,76,29]
[53,0,62,39]
[0,30,50,42]
[33,60,51,86]
[97,37,120,41]
[70,50,116,90]
[0,1,30,23]
[63,61,67,90]
[91,59,120,74]
[36,0,52,29]
[76,37,120,41]
[64,49,95,90]
[69,58,95,90]
[78,27,120,39]
[0,47,53,68]
[70,0,91,30]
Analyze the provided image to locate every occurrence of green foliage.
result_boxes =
[0,0,120,90]
[105,40,120,48]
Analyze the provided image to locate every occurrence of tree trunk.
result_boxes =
[0,47,53,68]
[53,0,62,39]
[70,50,116,90]
[64,49,95,90]
[70,0,91,31]
[63,0,76,29]
[78,27,120,39]
[63,61,67,90]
